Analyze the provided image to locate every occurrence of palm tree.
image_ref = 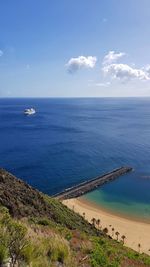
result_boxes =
[138,243,141,253]
[96,219,101,229]
[103,227,108,235]
[91,217,96,226]
[112,227,115,237]
[115,231,120,241]
[121,235,126,245]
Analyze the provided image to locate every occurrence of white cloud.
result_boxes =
[102,51,150,81]
[66,56,97,73]
[103,51,125,65]
[0,50,3,57]
[144,65,150,75]
[103,63,150,81]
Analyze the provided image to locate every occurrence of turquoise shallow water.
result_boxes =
[83,175,150,222]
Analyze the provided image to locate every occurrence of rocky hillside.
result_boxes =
[0,168,98,234]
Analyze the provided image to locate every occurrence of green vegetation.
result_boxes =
[90,236,150,267]
[0,169,150,266]
[44,195,99,234]
[0,204,150,267]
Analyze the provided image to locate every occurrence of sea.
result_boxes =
[0,97,150,222]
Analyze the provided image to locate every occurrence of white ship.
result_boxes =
[24,108,36,115]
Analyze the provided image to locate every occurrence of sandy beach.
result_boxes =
[63,197,150,255]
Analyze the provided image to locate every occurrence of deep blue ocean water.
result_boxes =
[0,97,150,221]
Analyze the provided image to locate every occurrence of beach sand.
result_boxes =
[63,197,150,255]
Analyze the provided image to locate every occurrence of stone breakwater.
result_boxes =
[54,167,133,200]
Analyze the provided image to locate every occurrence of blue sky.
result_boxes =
[0,0,150,97]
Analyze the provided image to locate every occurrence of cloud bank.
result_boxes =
[66,51,150,84]
[103,63,150,81]
[66,56,97,73]
[102,51,150,81]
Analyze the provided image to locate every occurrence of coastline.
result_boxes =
[63,197,150,255]
[81,196,150,224]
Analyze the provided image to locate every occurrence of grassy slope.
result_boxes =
[0,168,150,267]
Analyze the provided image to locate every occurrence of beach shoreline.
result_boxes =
[63,197,150,255]
[81,196,150,224]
